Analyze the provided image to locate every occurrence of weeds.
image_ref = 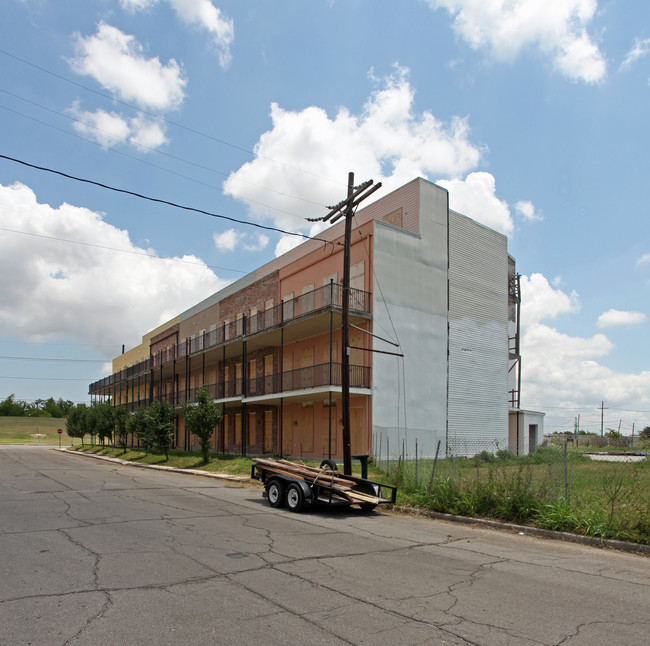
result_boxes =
[390,449,650,544]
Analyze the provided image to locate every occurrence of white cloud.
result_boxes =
[428,0,606,83]
[514,199,542,221]
[0,182,227,351]
[520,273,580,327]
[596,309,646,329]
[168,0,234,69]
[224,66,483,242]
[67,102,168,151]
[119,0,234,68]
[438,172,513,235]
[213,228,270,253]
[637,253,650,265]
[619,37,650,71]
[70,22,187,111]
[518,273,650,425]
[119,0,157,10]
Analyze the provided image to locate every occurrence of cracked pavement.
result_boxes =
[1,446,649,645]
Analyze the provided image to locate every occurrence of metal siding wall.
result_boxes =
[448,211,509,456]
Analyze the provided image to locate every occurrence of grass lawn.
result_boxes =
[0,417,69,445]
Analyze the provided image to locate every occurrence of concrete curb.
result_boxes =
[55,449,648,555]
[392,505,650,555]
[56,448,248,483]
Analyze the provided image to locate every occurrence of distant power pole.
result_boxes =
[599,401,608,437]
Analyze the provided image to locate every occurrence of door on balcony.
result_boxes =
[264,355,274,394]
[301,346,314,388]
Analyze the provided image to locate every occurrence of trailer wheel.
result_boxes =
[266,479,284,508]
[285,483,305,512]
[359,502,377,512]
[319,458,337,471]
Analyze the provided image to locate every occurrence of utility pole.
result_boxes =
[599,401,608,437]
[310,172,382,475]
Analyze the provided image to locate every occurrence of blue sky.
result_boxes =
[1,0,649,435]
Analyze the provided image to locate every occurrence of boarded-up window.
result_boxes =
[321,405,337,456]
[235,413,241,445]
[282,292,294,320]
[382,208,403,227]
[235,363,242,396]
[350,261,365,310]
[301,283,315,314]
[299,405,314,453]
[282,410,292,455]
[248,359,256,395]
[264,410,273,452]
[264,355,274,393]
[248,412,256,447]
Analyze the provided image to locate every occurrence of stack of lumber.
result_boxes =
[252,458,389,505]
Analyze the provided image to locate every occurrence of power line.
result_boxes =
[0,89,327,210]
[0,102,312,222]
[0,47,344,187]
[0,226,248,275]
[0,153,342,248]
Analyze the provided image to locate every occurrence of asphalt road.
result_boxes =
[1,446,649,646]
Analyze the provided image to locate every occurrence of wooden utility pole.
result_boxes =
[310,172,382,475]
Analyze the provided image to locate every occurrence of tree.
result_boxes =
[182,387,222,463]
[128,407,153,453]
[66,404,88,446]
[0,394,26,417]
[640,426,650,441]
[148,399,175,460]
[91,402,115,446]
[114,406,130,453]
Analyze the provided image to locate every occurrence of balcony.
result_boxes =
[90,282,371,394]
[116,363,370,410]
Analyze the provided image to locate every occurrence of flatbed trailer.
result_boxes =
[251,458,397,513]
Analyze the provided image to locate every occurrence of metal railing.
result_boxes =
[90,282,371,393]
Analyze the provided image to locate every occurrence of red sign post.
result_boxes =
[57,428,62,448]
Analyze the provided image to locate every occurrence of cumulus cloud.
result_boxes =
[518,273,650,428]
[168,0,234,68]
[120,0,234,68]
[213,228,269,253]
[520,273,580,327]
[224,66,483,242]
[70,22,187,111]
[619,37,650,71]
[428,0,606,83]
[67,102,168,151]
[596,309,646,328]
[438,172,513,235]
[514,200,542,221]
[0,182,227,351]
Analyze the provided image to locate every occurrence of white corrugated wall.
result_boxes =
[448,211,509,456]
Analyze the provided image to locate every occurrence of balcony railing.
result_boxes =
[90,282,371,393]
[111,363,370,409]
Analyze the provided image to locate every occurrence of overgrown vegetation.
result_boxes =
[388,444,650,544]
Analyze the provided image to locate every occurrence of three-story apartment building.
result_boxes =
[89,178,543,459]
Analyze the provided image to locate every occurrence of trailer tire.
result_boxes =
[266,479,284,508]
[319,458,337,471]
[285,482,305,512]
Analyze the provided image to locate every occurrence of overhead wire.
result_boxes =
[0,47,345,187]
[0,153,343,247]
[0,226,249,275]
[0,88,326,210]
